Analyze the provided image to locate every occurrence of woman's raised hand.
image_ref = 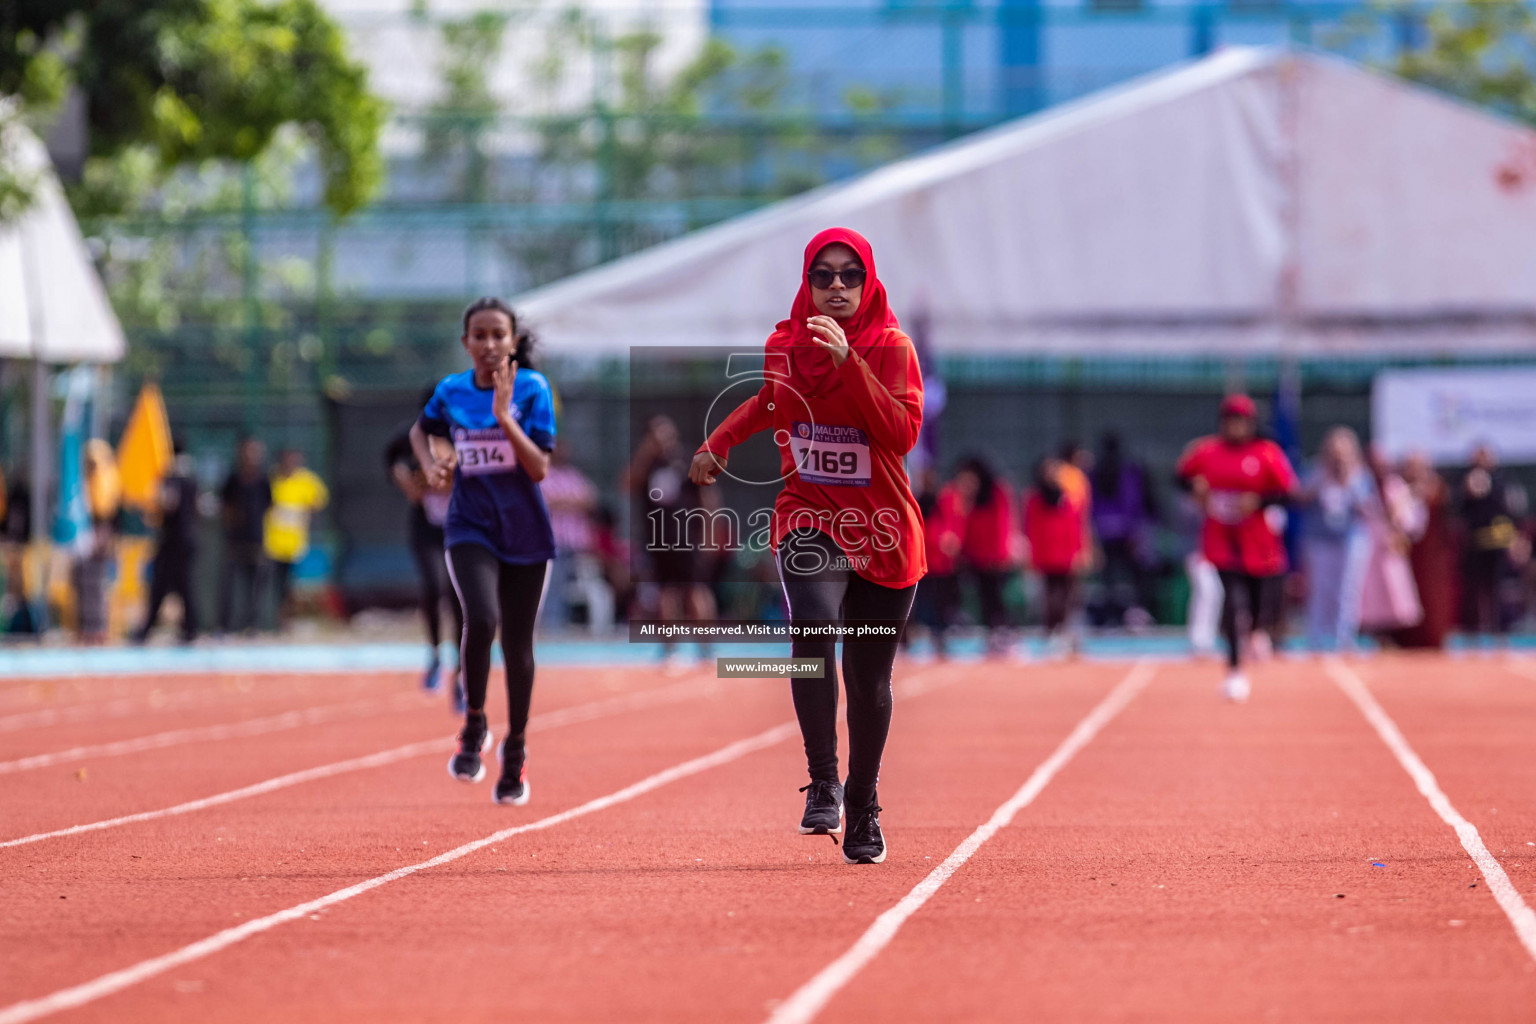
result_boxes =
[806,315,850,366]
[494,358,518,417]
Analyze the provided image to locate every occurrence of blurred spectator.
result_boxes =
[1,466,36,635]
[957,455,1018,656]
[75,439,122,644]
[1024,456,1087,655]
[133,438,201,645]
[1056,440,1093,514]
[1459,444,1522,639]
[1299,427,1376,651]
[1057,440,1096,578]
[914,466,964,658]
[220,437,271,635]
[1392,453,1455,649]
[590,504,633,623]
[539,442,598,629]
[3,467,31,545]
[1090,432,1158,628]
[264,448,329,632]
[1358,446,1423,637]
[386,411,461,690]
[625,415,715,666]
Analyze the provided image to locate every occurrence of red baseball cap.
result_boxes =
[1218,393,1257,419]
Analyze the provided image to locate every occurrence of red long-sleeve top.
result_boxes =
[963,483,1017,572]
[698,334,927,589]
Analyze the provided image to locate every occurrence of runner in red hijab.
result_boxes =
[690,227,925,865]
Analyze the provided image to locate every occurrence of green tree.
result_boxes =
[0,0,386,218]
[1393,0,1536,125]
[420,9,513,202]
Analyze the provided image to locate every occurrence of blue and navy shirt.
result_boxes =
[419,368,557,564]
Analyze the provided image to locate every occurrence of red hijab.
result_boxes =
[768,227,900,395]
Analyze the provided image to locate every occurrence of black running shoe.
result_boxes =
[493,738,530,806]
[798,779,844,835]
[842,802,886,864]
[447,713,492,783]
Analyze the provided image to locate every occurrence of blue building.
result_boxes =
[707,1,1391,128]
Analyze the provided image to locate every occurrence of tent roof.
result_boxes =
[0,117,126,363]
[516,46,1536,358]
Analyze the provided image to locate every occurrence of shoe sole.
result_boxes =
[843,840,887,865]
[446,727,494,783]
[493,778,531,806]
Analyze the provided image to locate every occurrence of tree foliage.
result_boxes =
[421,9,513,202]
[1393,0,1536,126]
[0,0,386,216]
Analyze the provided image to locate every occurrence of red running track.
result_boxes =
[2,654,1536,1022]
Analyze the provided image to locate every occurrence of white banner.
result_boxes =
[1373,367,1536,465]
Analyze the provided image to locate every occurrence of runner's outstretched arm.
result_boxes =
[691,384,773,484]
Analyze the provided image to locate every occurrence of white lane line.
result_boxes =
[0,693,207,733]
[0,694,429,775]
[0,675,725,849]
[766,660,1157,1024]
[0,720,803,1024]
[1499,659,1536,684]
[0,680,391,734]
[1325,659,1536,963]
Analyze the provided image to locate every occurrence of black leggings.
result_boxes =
[412,523,462,652]
[446,544,547,758]
[1219,569,1271,670]
[778,529,916,811]
[914,571,960,653]
[971,569,1010,633]
[1043,572,1078,633]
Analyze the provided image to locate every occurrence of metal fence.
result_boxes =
[60,1,1528,544]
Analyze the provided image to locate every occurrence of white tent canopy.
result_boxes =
[0,116,126,363]
[516,47,1536,357]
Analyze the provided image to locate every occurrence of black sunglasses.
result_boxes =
[807,266,867,289]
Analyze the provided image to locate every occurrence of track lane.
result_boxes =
[0,673,785,1012]
[30,662,1138,1023]
[0,668,703,838]
[1340,656,1536,939]
[0,674,727,849]
[0,672,406,722]
[811,657,1536,1022]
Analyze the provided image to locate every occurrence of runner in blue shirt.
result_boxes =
[411,298,556,805]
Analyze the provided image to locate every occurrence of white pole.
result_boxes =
[28,359,47,545]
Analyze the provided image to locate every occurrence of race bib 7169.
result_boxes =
[789,422,871,486]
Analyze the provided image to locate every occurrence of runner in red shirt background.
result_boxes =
[1176,394,1298,702]
[689,226,924,865]
[1024,456,1088,656]
[956,456,1019,658]
[915,468,967,658]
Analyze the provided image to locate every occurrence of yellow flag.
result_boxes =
[117,383,174,512]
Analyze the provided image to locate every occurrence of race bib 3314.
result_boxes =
[454,428,515,476]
